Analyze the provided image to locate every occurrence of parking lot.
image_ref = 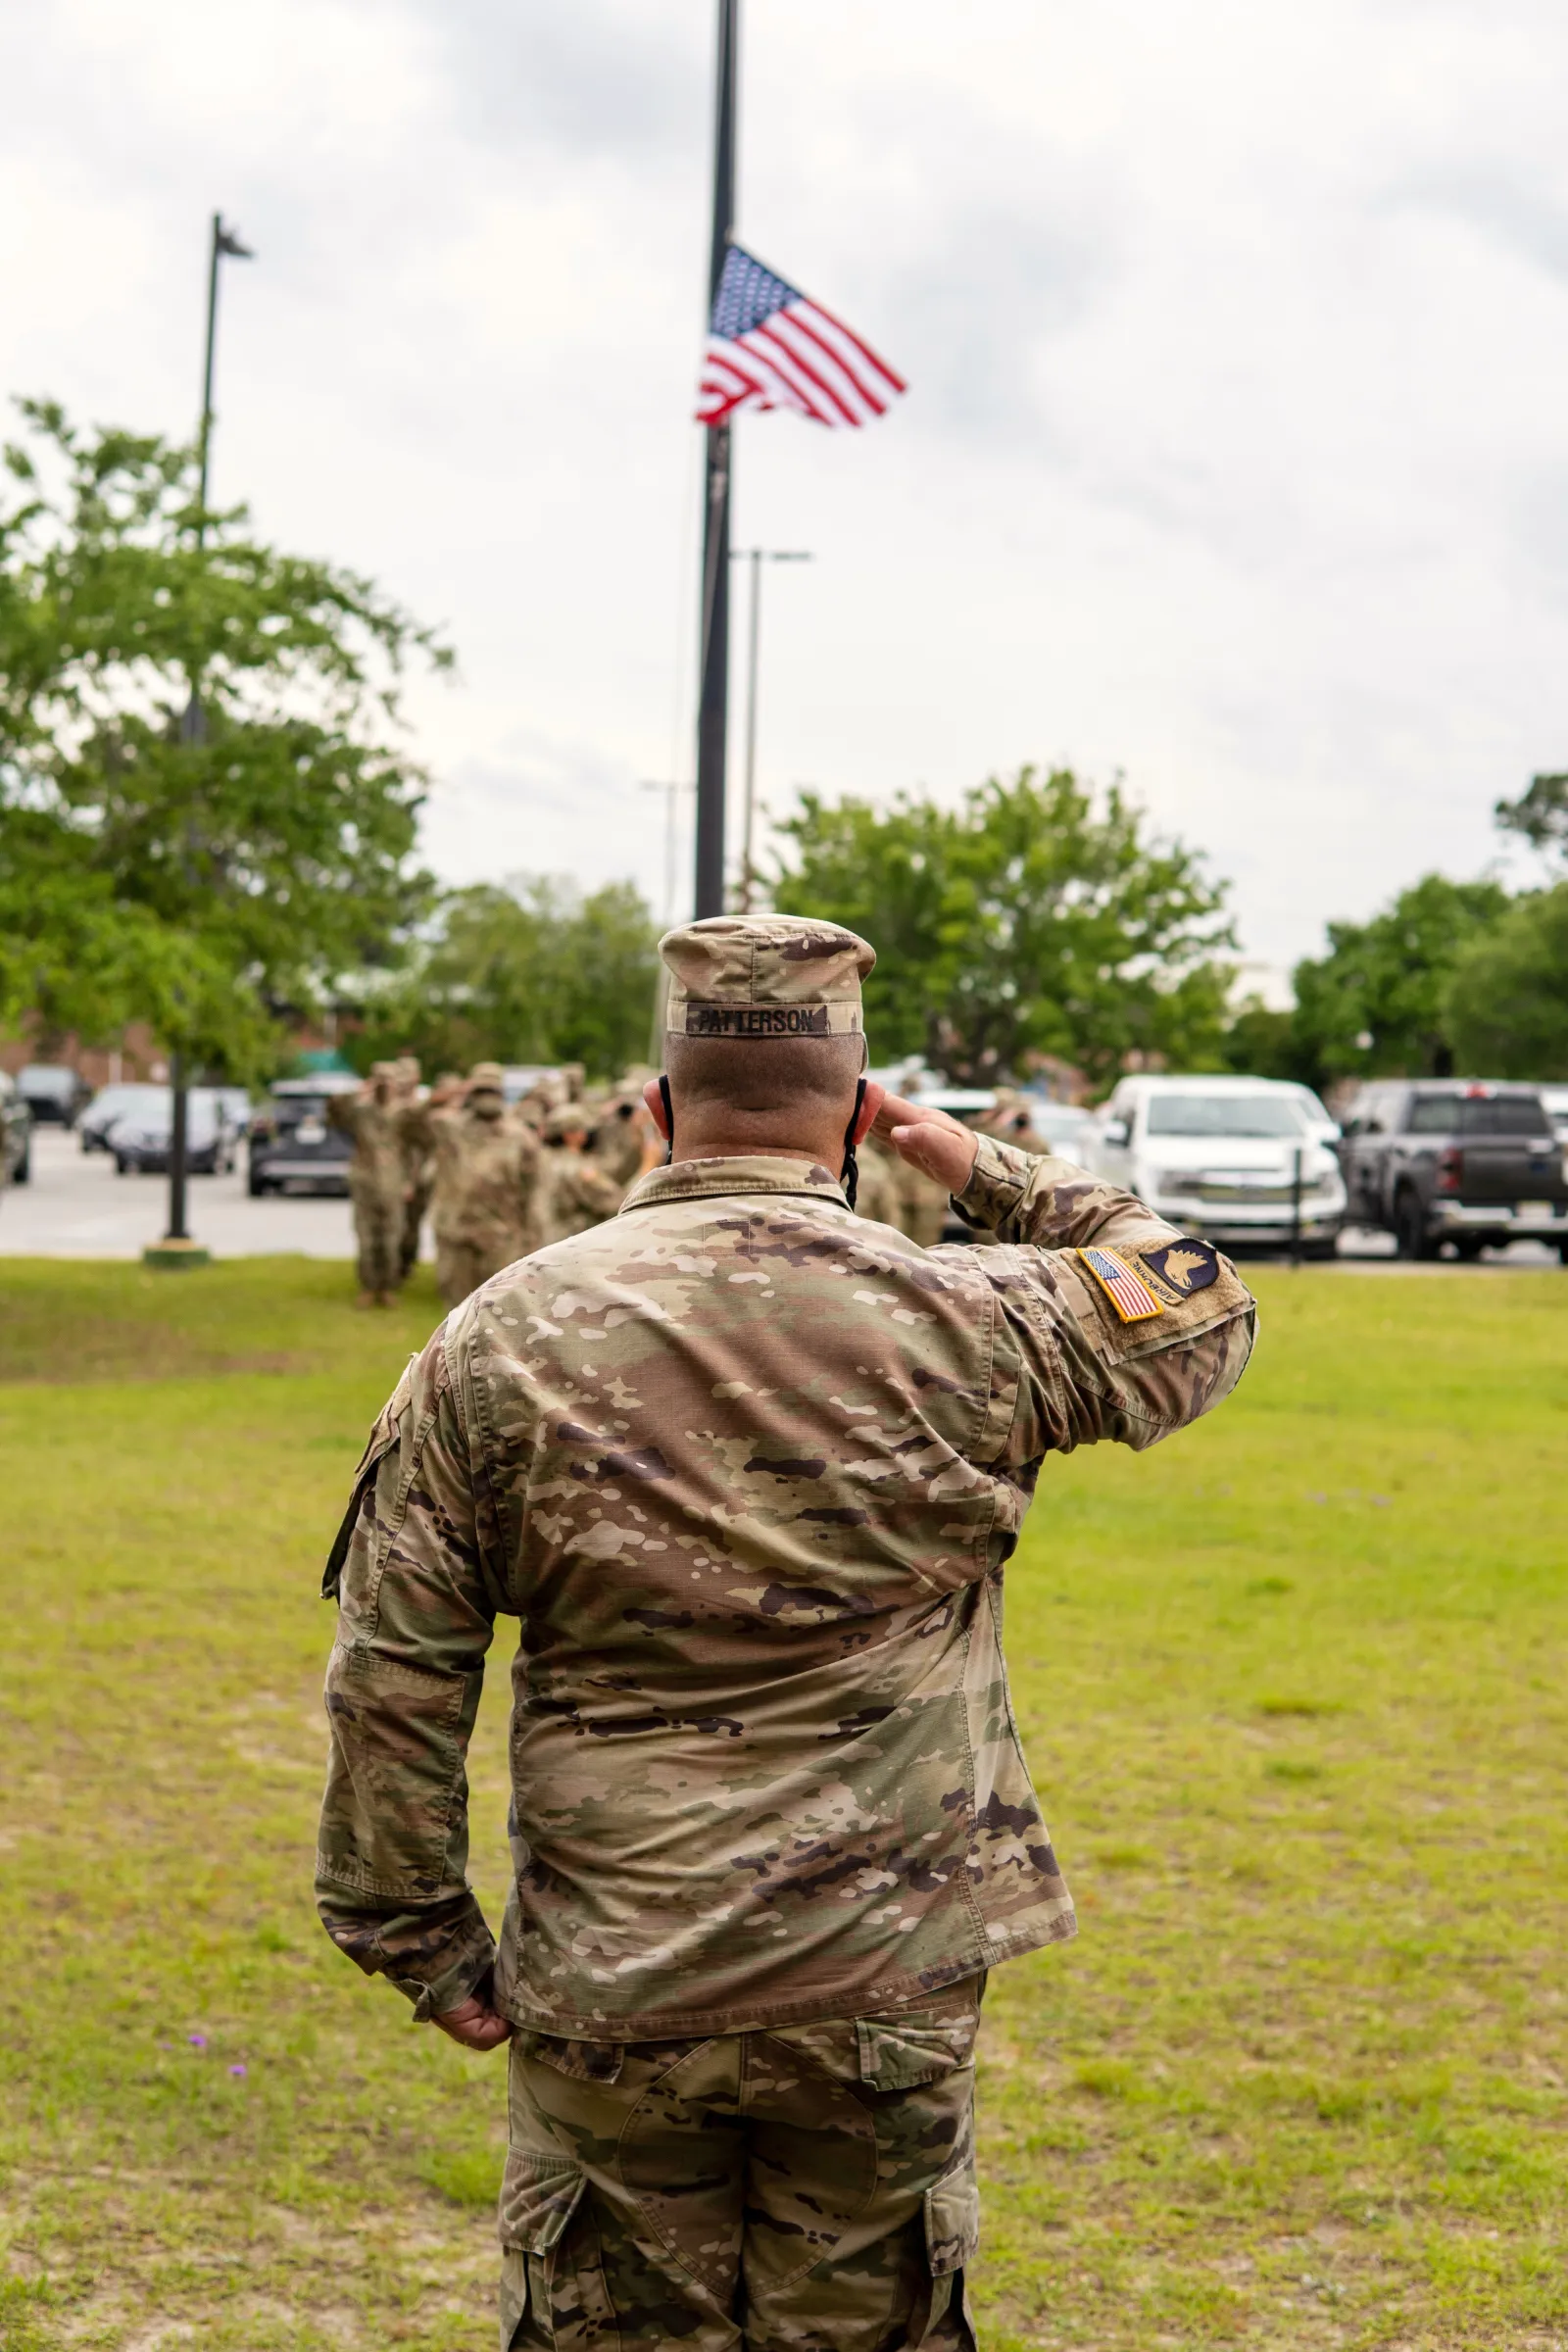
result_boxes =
[2,1123,1561,1267]
[0,1126,398,1259]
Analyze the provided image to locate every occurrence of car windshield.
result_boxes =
[90,1086,164,1117]
[1145,1095,1307,1139]
[20,1066,74,1094]
[1406,1095,1548,1137]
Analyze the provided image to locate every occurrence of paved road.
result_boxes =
[0,1126,387,1258]
[3,1126,1560,1269]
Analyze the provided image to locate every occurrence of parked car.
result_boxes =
[17,1063,91,1127]
[110,1089,236,1176]
[80,1082,170,1153]
[0,1071,31,1186]
[247,1074,361,1196]
[1014,1099,1098,1157]
[1539,1084,1568,1145]
[1088,1074,1347,1255]
[1337,1079,1568,1260]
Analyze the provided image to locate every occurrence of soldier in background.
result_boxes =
[328,1062,407,1308]
[536,1103,620,1245]
[393,1057,429,1283]
[589,1085,656,1193]
[982,1088,1048,1154]
[423,1062,541,1309]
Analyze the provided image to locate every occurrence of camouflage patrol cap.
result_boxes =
[661,914,875,1041]
[466,1060,506,1097]
[543,1102,593,1141]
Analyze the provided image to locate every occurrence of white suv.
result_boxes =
[1089,1075,1347,1256]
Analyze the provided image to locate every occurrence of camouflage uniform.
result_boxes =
[591,1090,655,1192]
[854,1135,906,1230]
[328,1066,407,1299]
[416,1063,542,1309]
[394,1058,431,1281]
[536,1107,622,1245]
[317,917,1257,2350]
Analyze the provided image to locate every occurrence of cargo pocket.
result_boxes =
[919,2156,980,2351]
[857,1979,982,2090]
[498,2150,606,2352]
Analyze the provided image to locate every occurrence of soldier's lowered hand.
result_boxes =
[433,1988,512,2053]
[872,1090,980,1194]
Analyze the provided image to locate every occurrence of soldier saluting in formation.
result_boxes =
[327,1060,410,1309]
[406,1060,542,1311]
[316,915,1257,2352]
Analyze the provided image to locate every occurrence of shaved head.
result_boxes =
[666,1033,864,1116]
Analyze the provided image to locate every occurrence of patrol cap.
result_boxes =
[661,914,875,1041]
[466,1060,507,1097]
[543,1102,594,1141]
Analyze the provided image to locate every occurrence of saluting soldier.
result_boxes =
[419,1062,541,1309]
[535,1103,621,1245]
[327,1061,407,1308]
[317,915,1257,2352]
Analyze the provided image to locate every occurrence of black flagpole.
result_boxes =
[694,0,737,920]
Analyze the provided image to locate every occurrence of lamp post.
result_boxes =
[693,0,738,919]
[729,549,810,910]
[150,212,253,1270]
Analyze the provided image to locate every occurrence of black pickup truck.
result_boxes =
[1337,1080,1568,1260]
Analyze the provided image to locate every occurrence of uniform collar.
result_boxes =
[619,1153,850,1212]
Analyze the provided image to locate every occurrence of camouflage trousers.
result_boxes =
[435,1237,515,1310]
[498,1976,982,2352]
[401,1177,431,1281]
[351,1186,403,1298]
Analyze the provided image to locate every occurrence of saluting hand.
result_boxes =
[871,1092,980,1195]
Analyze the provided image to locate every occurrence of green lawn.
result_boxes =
[0,1256,1564,2350]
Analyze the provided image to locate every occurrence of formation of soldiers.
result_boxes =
[332,1057,1069,1309]
[329,1059,660,1311]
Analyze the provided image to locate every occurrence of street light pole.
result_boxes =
[155,212,253,1269]
[730,549,810,911]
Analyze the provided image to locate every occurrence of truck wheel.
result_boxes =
[1395,1188,1438,1261]
[12,1147,29,1186]
[1452,1236,1485,1262]
[248,1169,269,1198]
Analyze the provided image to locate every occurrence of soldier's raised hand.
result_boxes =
[872,1091,980,1195]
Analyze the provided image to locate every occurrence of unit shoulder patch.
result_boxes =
[1139,1240,1221,1301]
[1076,1245,1165,1324]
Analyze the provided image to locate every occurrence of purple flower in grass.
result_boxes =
[229,2064,248,2079]
[188,2033,208,2048]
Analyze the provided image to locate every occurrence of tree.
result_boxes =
[770,767,1235,1090]
[1495,772,1568,862]
[356,877,660,1082]
[1444,882,1568,1078]
[1287,874,1509,1087]
[0,401,445,1075]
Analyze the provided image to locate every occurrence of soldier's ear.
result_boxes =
[853,1081,885,1147]
[643,1077,671,1142]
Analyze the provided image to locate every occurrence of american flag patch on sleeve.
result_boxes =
[1077,1245,1166,1324]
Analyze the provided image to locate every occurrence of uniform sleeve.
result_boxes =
[953,1133,1258,1457]
[316,1328,504,2018]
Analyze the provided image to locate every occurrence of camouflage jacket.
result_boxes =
[316,1139,1256,2036]
[538,1148,623,1246]
[327,1093,408,1198]
[418,1106,542,1254]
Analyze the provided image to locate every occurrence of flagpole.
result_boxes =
[693,0,738,920]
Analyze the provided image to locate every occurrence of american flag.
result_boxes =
[1077,1246,1165,1325]
[696,243,906,430]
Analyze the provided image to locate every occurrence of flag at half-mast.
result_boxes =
[696,243,906,429]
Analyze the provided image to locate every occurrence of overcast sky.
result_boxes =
[4,0,1566,974]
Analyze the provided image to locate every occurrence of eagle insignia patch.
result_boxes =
[1077,1245,1165,1323]
[1141,1240,1220,1298]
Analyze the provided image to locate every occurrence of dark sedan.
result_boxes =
[110,1092,235,1176]
[247,1076,360,1196]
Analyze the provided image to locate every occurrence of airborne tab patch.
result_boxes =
[1077,1245,1165,1324]
[1140,1240,1220,1298]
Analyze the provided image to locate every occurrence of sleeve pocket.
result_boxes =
[924,2157,980,2277]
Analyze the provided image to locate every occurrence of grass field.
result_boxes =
[0,1254,1564,2351]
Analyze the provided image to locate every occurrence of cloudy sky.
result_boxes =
[4,0,1566,972]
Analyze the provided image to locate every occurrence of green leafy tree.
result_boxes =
[771,767,1235,1089]
[1444,883,1568,1077]
[0,400,445,1075]
[1495,771,1568,862]
[357,877,659,1082]
[1288,873,1509,1086]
